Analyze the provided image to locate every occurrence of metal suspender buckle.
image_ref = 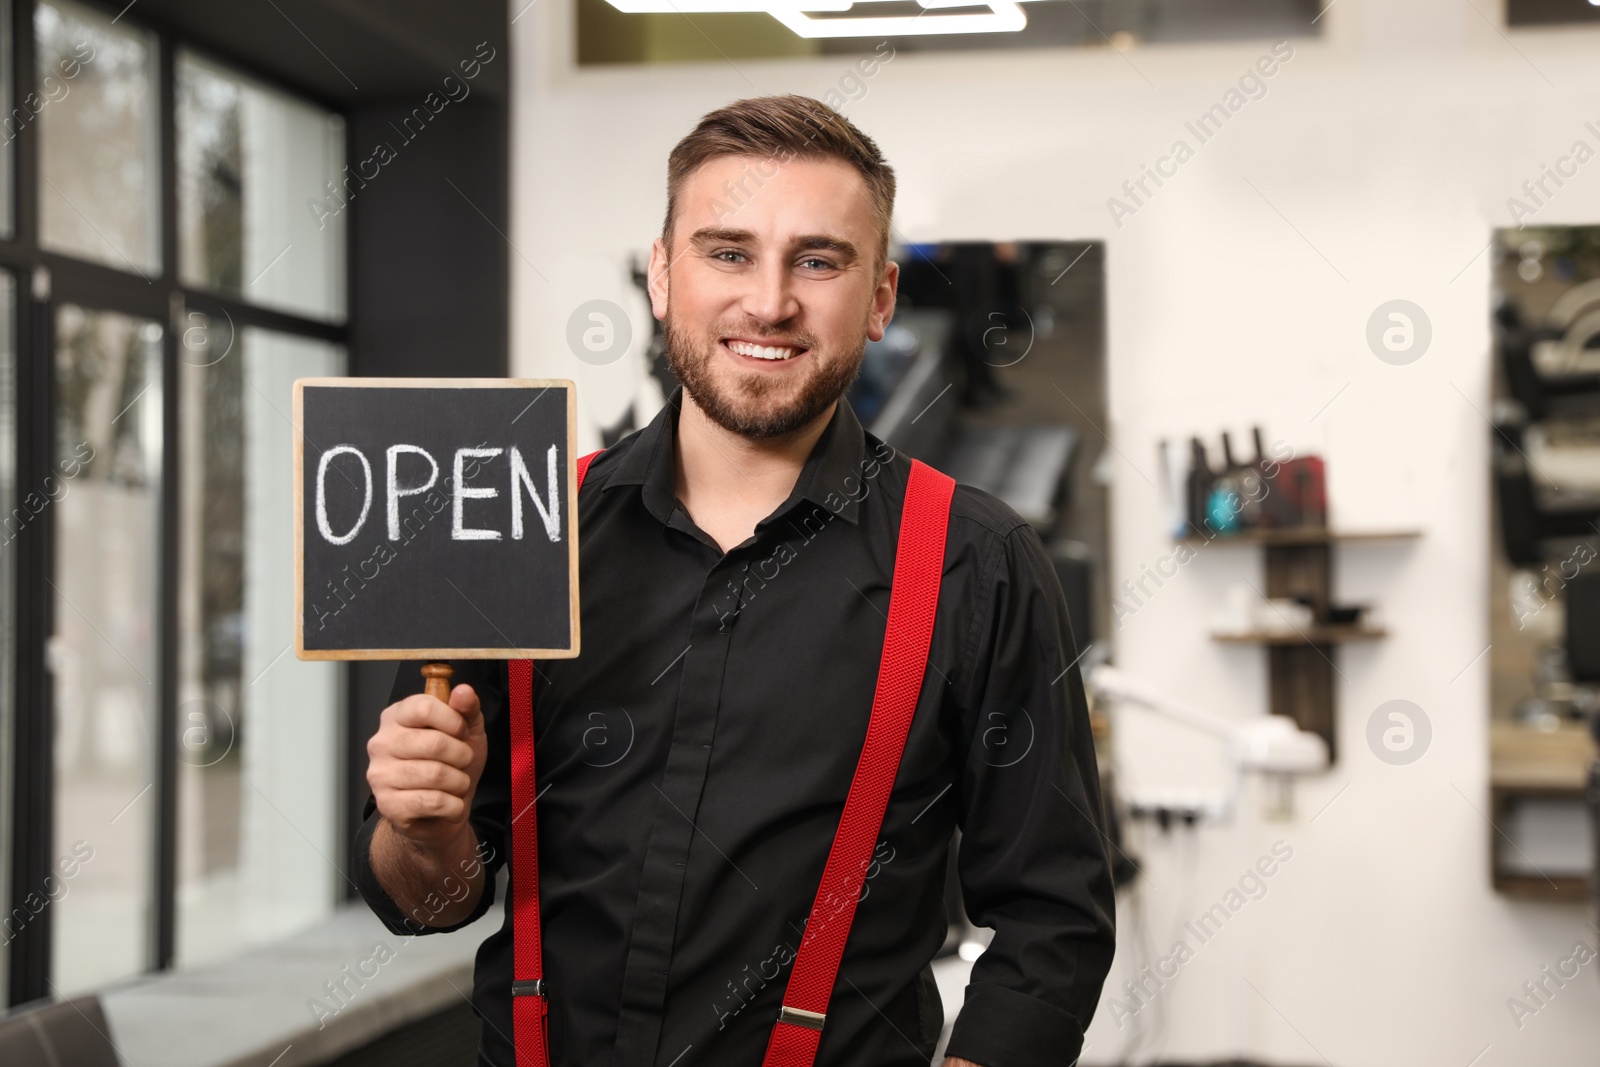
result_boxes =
[512,979,546,997]
[778,1005,826,1031]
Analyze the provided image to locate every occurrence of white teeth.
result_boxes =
[726,340,799,360]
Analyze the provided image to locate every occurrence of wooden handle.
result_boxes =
[422,662,454,702]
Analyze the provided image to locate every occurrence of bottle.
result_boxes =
[1235,427,1267,529]
[1206,432,1243,534]
[1294,456,1328,527]
[1258,428,1302,528]
[1185,437,1213,537]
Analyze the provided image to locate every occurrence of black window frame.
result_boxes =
[2,0,512,1008]
[3,0,351,1004]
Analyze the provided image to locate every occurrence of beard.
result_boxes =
[662,308,867,439]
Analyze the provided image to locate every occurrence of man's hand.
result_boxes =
[367,683,488,848]
[942,1059,983,1067]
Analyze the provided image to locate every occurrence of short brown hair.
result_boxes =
[662,94,896,278]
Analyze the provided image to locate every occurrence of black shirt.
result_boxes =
[351,386,1115,1067]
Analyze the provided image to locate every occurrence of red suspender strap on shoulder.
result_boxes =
[761,457,956,1067]
[508,453,956,1067]
[510,448,601,1067]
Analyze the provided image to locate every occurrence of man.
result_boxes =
[353,93,1115,1067]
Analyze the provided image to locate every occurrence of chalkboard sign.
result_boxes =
[293,378,580,661]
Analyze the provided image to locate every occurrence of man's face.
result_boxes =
[647,153,898,439]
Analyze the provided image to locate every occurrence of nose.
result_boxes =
[741,255,800,328]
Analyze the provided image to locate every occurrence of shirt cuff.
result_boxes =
[942,984,1086,1067]
[350,799,499,937]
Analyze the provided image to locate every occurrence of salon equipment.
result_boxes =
[941,422,1077,529]
[1496,286,1600,420]
[1566,570,1600,683]
[1492,416,1600,566]
[853,307,956,460]
[1087,663,1329,820]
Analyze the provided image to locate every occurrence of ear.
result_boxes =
[647,237,671,321]
[866,258,898,342]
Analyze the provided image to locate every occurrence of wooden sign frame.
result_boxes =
[292,377,581,662]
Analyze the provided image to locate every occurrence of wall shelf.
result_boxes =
[1179,526,1423,547]
[1179,525,1421,763]
[1212,625,1389,645]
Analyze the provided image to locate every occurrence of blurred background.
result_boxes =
[0,0,1597,1064]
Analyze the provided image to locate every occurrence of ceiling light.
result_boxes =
[603,0,1037,38]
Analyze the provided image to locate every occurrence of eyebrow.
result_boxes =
[687,227,860,264]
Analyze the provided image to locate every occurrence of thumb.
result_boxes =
[449,683,483,737]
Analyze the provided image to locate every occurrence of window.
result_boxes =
[175,324,345,966]
[2,2,351,1003]
[36,0,161,275]
[0,0,506,1010]
[177,52,346,323]
[49,304,163,994]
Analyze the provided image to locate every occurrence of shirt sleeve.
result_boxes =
[941,520,1117,1067]
[349,658,513,937]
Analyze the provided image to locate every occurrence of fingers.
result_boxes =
[373,723,475,769]
[368,685,489,838]
[376,757,471,796]
[449,684,483,733]
[386,692,471,738]
[378,788,468,827]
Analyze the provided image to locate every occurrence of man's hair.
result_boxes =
[662,94,896,278]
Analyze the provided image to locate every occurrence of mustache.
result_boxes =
[713,327,819,350]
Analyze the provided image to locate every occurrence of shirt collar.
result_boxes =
[604,384,868,528]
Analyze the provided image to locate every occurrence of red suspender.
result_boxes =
[509,454,956,1067]
[510,448,601,1067]
[761,458,955,1067]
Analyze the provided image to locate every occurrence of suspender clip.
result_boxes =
[512,979,546,997]
[778,1005,826,1031]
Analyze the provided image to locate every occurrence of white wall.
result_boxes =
[508,2,1600,1062]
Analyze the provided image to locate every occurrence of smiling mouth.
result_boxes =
[722,338,809,362]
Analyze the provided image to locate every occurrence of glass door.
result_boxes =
[0,0,353,1003]
[48,302,163,993]
[175,321,345,966]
